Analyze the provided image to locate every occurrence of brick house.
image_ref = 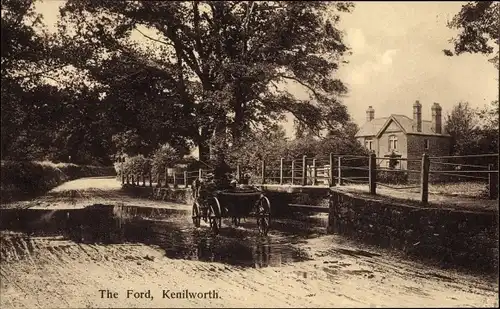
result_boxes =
[355,101,451,170]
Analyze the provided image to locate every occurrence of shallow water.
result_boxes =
[0,204,329,268]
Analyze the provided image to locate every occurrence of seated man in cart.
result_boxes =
[212,155,234,190]
[192,156,237,203]
[194,173,216,200]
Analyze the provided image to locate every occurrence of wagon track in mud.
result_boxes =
[1,229,498,308]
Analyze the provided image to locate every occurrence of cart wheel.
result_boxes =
[192,202,201,227]
[208,197,221,235]
[256,195,271,236]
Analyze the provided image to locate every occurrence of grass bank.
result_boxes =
[0,160,116,203]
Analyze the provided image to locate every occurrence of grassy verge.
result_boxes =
[373,181,489,199]
[0,160,116,203]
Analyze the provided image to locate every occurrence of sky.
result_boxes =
[335,1,498,127]
[35,1,499,138]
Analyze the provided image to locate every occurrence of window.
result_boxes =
[424,139,429,150]
[389,135,398,151]
[365,139,373,150]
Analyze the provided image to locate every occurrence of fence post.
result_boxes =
[279,158,284,185]
[420,153,430,204]
[329,153,334,187]
[236,164,241,182]
[261,160,266,184]
[131,174,135,186]
[369,153,377,195]
[164,167,168,188]
[302,155,307,186]
[338,156,343,186]
[184,171,188,188]
[312,158,317,186]
[198,168,203,179]
[488,164,498,199]
[291,160,295,185]
[173,172,177,188]
[149,171,152,187]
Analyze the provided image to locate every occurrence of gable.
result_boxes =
[384,120,403,133]
[376,116,406,138]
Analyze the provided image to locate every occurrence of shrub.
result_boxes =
[121,155,152,176]
[0,160,115,202]
[377,170,409,185]
[150,144,182,177]
[0,161,67,196]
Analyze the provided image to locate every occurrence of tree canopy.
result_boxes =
[1,1,360,165]
[55,1,355,161]
[444,1,499,69]
[444,101,498,159]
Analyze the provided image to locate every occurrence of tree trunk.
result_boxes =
[197,127,211,164]
[231,82,245,145]
[198,142,210,164]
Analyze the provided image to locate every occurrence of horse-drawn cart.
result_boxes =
[192,182,271,235]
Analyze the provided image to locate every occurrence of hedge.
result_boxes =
[0,160,116,203]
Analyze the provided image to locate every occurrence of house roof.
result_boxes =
[355,114,450,137]
[355,117,388,137]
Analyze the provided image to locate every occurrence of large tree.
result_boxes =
[1,0,68,160]
[445,101,498,162]
[57,1,354,161]
[444,1,499,69]
[444,102,479,155]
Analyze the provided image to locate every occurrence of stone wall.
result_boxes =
[256,185,330,217]
[328,189,499,272]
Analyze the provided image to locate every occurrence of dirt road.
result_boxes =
[0,177,498,308]
[1,176,187,210]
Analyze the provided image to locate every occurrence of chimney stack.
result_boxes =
[431,102,442,134]
[413,100,422,132]
[366,106,375,122]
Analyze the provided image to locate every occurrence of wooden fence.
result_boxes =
[118,153,499,204]
[119,168,213,189]
[259,152,499,203]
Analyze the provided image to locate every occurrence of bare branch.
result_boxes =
[40,74,63,84]
[136,27,174,47]
[277,74,322,101]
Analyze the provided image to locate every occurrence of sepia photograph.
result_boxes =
[0,1,499,308]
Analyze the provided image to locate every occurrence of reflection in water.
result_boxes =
[125,218,313,268]
[0,204,321,268]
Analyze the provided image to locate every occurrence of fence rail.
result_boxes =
[258,152,498,203]
[117,152,499,203]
